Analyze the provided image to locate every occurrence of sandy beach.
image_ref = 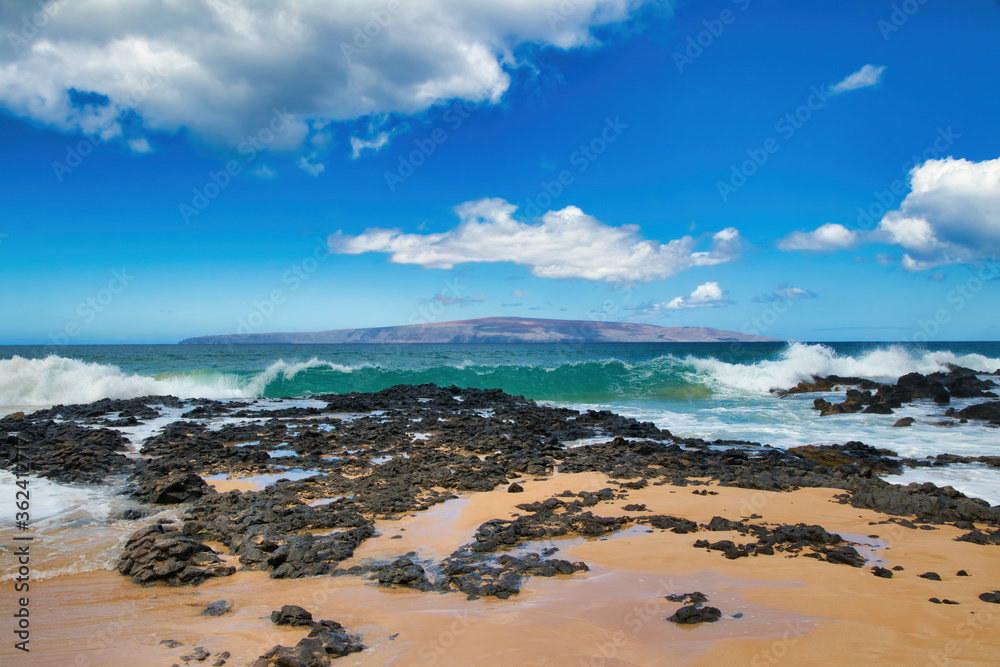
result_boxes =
[10,470,998,666]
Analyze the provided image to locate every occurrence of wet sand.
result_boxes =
[7,471,999,666]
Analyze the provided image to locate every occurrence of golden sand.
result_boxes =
[6,472,998,666]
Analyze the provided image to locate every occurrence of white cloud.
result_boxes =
[874,157,1000,270]
[127,137,151,154]
[0,0,660,157]
[350,131,390,159]
[251,164,278,180]
[752,283,816,303]
[831,64,886,94]
[512,289,529,298]
[297,156,325,176]
[777,223,857,253]
[663,282,732,310]
[329,198,743,283]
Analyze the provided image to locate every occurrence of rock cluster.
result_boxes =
[1,383,996,604]
[665,591,723,624]
[781,366,998,417]
[251,607,363,666]
[116,521,235,586]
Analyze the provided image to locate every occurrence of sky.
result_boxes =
[0,0,998,344]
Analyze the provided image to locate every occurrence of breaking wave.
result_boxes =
[2,343,998,407]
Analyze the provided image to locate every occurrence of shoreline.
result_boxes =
[14,476,1000,666]
[2,384,999,665]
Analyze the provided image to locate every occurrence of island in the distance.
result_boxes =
[178,316,781,345]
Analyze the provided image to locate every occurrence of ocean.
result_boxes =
[2,341,999,581]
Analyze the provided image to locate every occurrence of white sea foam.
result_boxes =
[0,355,374,407]
[240,358,375,396]
[886,463,1000,506]
[0,355,247,406]
[684,342,1000,394]
[0,472,180,580]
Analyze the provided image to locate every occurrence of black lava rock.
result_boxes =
[117,522,235,586]
[668,605,722,624]
[270,605,314,627]
[201,599,233,616]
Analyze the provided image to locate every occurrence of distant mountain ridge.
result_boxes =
[178,317,781,345]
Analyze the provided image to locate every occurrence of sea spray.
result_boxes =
[3,343,1000,407]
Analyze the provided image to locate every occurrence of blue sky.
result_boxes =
[1,0,998,344]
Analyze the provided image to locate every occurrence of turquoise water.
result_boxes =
[2,341,999,502]
[2,341,999,404]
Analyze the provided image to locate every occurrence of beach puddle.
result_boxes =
[562,435,615,448]
[341,495,474,566]
[307,495,352,507]
[203,468,327,489]
[267,448,298,458]
[834,532,889,566]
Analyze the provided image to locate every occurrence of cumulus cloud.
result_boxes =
[297,156,325,176]
[831,64,886,94]
[874,157,1000,270]
[777,223,857,253]
[0,0,660,158]
[350,132,390,159]
[752,283,817,303]
[329,198,743,283]
[662,282,732,310]
[127,137,152,154]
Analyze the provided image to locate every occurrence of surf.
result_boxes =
[3,343,999,408]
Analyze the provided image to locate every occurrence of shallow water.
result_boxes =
[2,341,998,583]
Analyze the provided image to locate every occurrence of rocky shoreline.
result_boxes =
[2,378,1000,665]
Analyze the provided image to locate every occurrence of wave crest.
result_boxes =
[0,355,248,406]
[686,342,1000,394]
[3,344,998,407]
